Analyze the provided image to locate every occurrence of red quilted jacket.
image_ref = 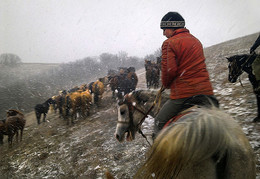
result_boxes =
[161,28,214,99]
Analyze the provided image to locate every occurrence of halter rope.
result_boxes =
[135,86,165,146]
[233,53,257,93]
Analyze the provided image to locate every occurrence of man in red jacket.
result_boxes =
[154,12,218,137]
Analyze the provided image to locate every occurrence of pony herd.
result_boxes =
[34,66,138,126]
[35,79,105,125]
[108,67,138,99]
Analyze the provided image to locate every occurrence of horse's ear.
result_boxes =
[226,57,233,62]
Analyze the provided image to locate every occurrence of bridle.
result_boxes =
[228,60,243,82]
[228,53,256,92]
[117,87,165,146]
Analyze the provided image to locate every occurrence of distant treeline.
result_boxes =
[0,52,149,119]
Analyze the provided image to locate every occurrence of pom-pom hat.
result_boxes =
[160,12,185,29]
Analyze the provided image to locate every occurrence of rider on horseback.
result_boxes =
[153,12,218,138]
[250,33,260,92]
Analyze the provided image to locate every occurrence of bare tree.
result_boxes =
[0,53,22,67]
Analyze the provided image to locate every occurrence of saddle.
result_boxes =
[164,95,219,128]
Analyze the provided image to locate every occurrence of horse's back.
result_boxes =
[135,108,255,179]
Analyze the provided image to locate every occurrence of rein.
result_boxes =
[137,86,165,128]
[229,53,255,80]
[130,86,165,146]
[231,53,257,93]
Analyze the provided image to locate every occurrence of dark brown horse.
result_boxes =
[53,90,67,118]
[34,98,55,124]
[114,90,255,178]
[0,109,26,147]
[145,60,160,89]
[108,68,138,99]
[227,53,260,122]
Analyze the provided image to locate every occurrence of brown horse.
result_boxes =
[81,89,92,117]
[227,54,260,122]
[0,109,26,147]
[115,90,255,178]
[65,91,82,124]
[53,90,67,118]
[108,75,119,99]
[92,80,105,106]
[145,60,160,89]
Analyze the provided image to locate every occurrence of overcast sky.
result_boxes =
[1,0,259,63]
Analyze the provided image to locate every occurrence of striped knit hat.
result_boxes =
[160,12,185,29]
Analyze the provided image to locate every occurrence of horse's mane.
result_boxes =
[134,108,253,179]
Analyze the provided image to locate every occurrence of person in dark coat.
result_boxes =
[250,33,260,92]
[250,34,260,54]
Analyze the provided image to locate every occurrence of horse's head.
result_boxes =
[6,109,24,117]
[115,91,151,142]
[226,54,248,83]
[46,98,56,105]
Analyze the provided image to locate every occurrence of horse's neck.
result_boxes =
[44,101,51,107]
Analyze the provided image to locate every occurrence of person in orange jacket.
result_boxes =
[153,12,218,137]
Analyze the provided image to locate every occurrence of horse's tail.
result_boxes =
[135,108,255,179]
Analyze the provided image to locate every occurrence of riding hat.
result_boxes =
[160,12,185,29]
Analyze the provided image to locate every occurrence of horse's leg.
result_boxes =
[258,95,260,118]
[43,113,47,122]
[20,127,24,141]
[87,103,90,116]
[8,134,13,147]
[15,130,19,143]
[253,95,260,122]
[35,111,40,124]
[0,134,3,145]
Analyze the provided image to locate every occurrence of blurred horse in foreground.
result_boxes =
[227,53,260,122]
[34,98,55,124]
[0,109,26,147]
[114,90,255,179]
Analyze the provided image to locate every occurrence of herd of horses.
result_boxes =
[35,79,105,125]
[34,67,139,125]
[107,67,138,99]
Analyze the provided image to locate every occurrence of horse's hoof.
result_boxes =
[252,117,260,123]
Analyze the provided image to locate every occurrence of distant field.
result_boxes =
[0,63,60,81]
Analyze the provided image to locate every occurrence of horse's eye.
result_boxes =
[120,110,125,115]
